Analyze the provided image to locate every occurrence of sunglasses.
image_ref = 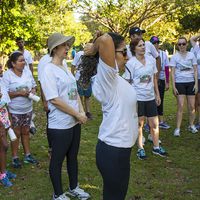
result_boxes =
[116,49,127,57]
[178,43,186,46]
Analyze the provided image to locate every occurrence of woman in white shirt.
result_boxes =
[125,38,167,160]
[2,52,38,168]
[170,37,198,136]
[40,33,89,200]
[82,33,138,200]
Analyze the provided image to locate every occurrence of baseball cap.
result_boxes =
[150,36,161,44]
[129,27,146,36]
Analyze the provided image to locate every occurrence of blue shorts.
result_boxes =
[77,82,92,97]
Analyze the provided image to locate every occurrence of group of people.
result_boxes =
[0,27,199,200]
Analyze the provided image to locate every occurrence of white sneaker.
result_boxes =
[174,128,180,137]
[53,193,70,200]
[147,134,161,144]
[67,186,90,199]
[188,125,198,134]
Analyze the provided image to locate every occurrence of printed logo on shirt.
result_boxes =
[177,62,193,71]
[140,75,151,83]
[68,82,78,100]
[16,85,29,92]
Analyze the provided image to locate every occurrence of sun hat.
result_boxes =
[129,27,146,36]
[48,33,75,55]
[150,36,161,44]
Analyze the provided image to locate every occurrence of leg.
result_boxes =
[157,80,165,122]
[197,93,200,123]
[11,126,21,158]
[187,95,196,126]
[49,128,73,196]
[176,95,185,129]
[67,124,81,190]
[96,140,131,200]
[84,97,90,113]
[21,126,31,155]
[148,116,159,147]
[138,116,145,149]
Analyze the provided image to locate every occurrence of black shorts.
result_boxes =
[138,100,158,117]
[175,82,195,95]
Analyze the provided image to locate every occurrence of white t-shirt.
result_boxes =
[159,50,169,80]
[41,63,79,129]
[38,54,68,82]
[71,51,84,80]
[127,41,159,59]
[92,59,138,148]
[124,55,157,101]
[0,78,10,108]
[37,54,52,81]
[191,44,200,79]
[2,69,36,114]
[169,52,197,83]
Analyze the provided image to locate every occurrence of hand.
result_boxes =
[194,84,198,94]
[165,82,169,91]
[155,95,161,106]
[30,88,36,95]
[43,101,49,112]
[76,113,87,124]
[20,90,30,97]
[84,43,95,56]
[173,87,179,96]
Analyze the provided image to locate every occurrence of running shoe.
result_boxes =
[6,171,16,179]
[24,154,38,164]
[53,193,70,200]
[152,146,167,157]
[67,186,90,199]
[0,175,13,187]
[12,158,22,168]
[137,149,147,160]
[143,123,150,133]
[173,128,180,137]
[195,123,200,130]
[188,125,198,134]
[159,121,170,129]
[147,134,161,144]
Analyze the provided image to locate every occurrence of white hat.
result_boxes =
[48,33,75,55]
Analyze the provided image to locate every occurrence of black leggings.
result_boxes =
[96,140,132,200]
[48,124,81,196]
[157,79,165,116]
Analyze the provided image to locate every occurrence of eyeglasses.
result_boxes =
[178,43,186,46]
[115,49,127,57]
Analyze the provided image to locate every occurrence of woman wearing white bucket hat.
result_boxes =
[40,33,90,200]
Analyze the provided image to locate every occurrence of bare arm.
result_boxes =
[29,63,34,75]
[85,34,116,68]
[171,67,178,96]
[194,64,198,94]
[156,56,161,77]
[190,34,200,47]
[153,74,161,106]
[71,65,76,76]
[9,90,29,98]
[50,97,87,124]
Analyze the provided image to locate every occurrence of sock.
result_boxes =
[153,146,159,150]
[25,153,31,157]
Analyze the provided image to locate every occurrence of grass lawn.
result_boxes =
[0,65,200,200]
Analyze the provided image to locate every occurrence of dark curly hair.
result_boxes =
[78,32,124,89]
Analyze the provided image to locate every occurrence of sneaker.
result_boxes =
[6,171,16,179]
[174,128,180,137]
[195,123,200,130]
[24,154,38,164]
[159,121,170,129]
[147,134,161,144]
[53,193,70,200]
[12,158,22,168]
[188,125,198,134]
[30,126,37,135]
[0,175,13,187]
[152,146,167,157]
[67,186,90,199]
[136,149,147,160]
[86,112,93,120]
[143,123,150,133]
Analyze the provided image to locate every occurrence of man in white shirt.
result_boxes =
[16,37,33,74]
